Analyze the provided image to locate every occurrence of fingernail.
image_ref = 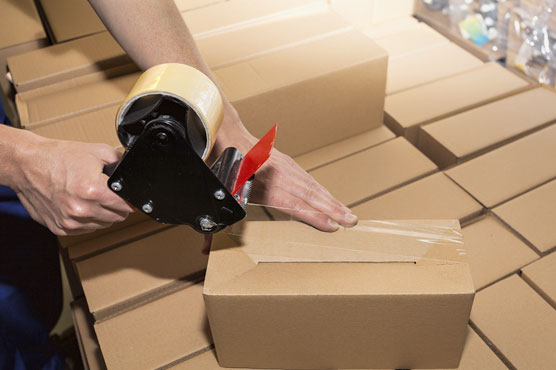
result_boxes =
[345,213,358,225]
[328,218,340,230]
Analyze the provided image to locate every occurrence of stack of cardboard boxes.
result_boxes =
[2,0,556,369]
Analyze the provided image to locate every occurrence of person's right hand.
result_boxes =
[9,134,134,236]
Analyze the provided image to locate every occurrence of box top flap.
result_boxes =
[204,217,473,296]
[0,0,46,49]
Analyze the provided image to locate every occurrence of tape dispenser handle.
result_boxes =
[103,161,120,177]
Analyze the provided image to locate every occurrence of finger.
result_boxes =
[92,143,123,165]
[78,204,129,224]
[263,188,339,232]
[93,176,136,213]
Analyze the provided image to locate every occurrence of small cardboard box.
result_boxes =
[75,226,223,318]
[196,10,351,69]
[294,125,395,171]
[521,252,556,309]
[493,179,556,253]
[308,137,437,207]
[371,22,448,59]
[386,42,483,95]
[446,124,556,208]
[351,172,482,224]
[384,62,530,144]
[215,29,388,157]
[419,86,556,168]
[17,72,139,127]
[7,32,133,93]
[71,299,107,370]
[329,0,414,29]
[182,0,327,39]
[38,0,106,43]
[95,283,212,370]
[471,275,556,370]
[462,215,538,290]
[204,219,474,369]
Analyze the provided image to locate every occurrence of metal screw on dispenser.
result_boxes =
[110,181,123,192]
[199,215,217,232]
[142,203,153,214]
[214,189,226,200]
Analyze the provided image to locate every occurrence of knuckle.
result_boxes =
[68,202,88,218]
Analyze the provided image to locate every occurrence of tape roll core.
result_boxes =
[116,63,224,160]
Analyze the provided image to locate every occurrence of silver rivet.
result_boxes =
[234,194,240,201]
[199,215,217,231]
[111,181,122,192]
[142,203,153,214]
[214,189,226,200]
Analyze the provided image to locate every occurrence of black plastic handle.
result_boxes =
[103,161,120,177]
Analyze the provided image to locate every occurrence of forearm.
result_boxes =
[0,125,43,190]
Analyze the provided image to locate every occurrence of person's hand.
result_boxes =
[212,104,358,232]
[9,134,134,235]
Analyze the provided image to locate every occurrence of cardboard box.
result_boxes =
[521,252,556,309]
[196,11,352,69]
[182,0,327,39]
[75,226,226,318]
[18,72,139,127]
[470,275,556,370]
[351,172,482,224]
[174,0,227,12]
[293,125,394,171]
[329,0,414,28]
[215,29,388,157]
[204,219,474,369]
[462,215,538,290]
[361,16,420,39]
[28,104,121,147]
[308,137,437,207]
[38,0,106,43]
[419,86,556,168]
[493,179,556,253]
[7,32,133,93]
[386,42,483,95]
[71,299,107,370]
[0,0,48,125]
[95,283,212,370]
[385,62,530,144]
[446,124,556,208]
[371,23,449,59]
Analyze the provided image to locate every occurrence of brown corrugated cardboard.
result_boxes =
[420,86,556,168]
[293,125,394,171]
[361,16,419,39]
[462,215,538,290]
[215,29,388,157]
[0,0,48,126]
[7,32,133,93]
[371,23,448,59]
[196,11,351,69]
[17,72,139,127]
[386,42,483,95]
[493,179,556,253]
[172,328,506,370]
[521,252,556,308]
[330,0,414,29]
[182,0,327,39]
[351,172,482,224]
[174,0,227,12]
[446,124,556,208]
[95,283,211,370]
[71,299,107,370]
[384,62,530,143]
[75,226,225,317]
[204,219,474,369]
[28,104,121,147]
[309,137,437,207]
[471,275,556,370]
[38,0,106,43]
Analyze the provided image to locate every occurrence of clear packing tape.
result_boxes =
[222,204,467,265]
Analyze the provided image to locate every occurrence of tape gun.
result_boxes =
[103,63,276,234]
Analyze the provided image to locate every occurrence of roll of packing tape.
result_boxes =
[116,63,223,160]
